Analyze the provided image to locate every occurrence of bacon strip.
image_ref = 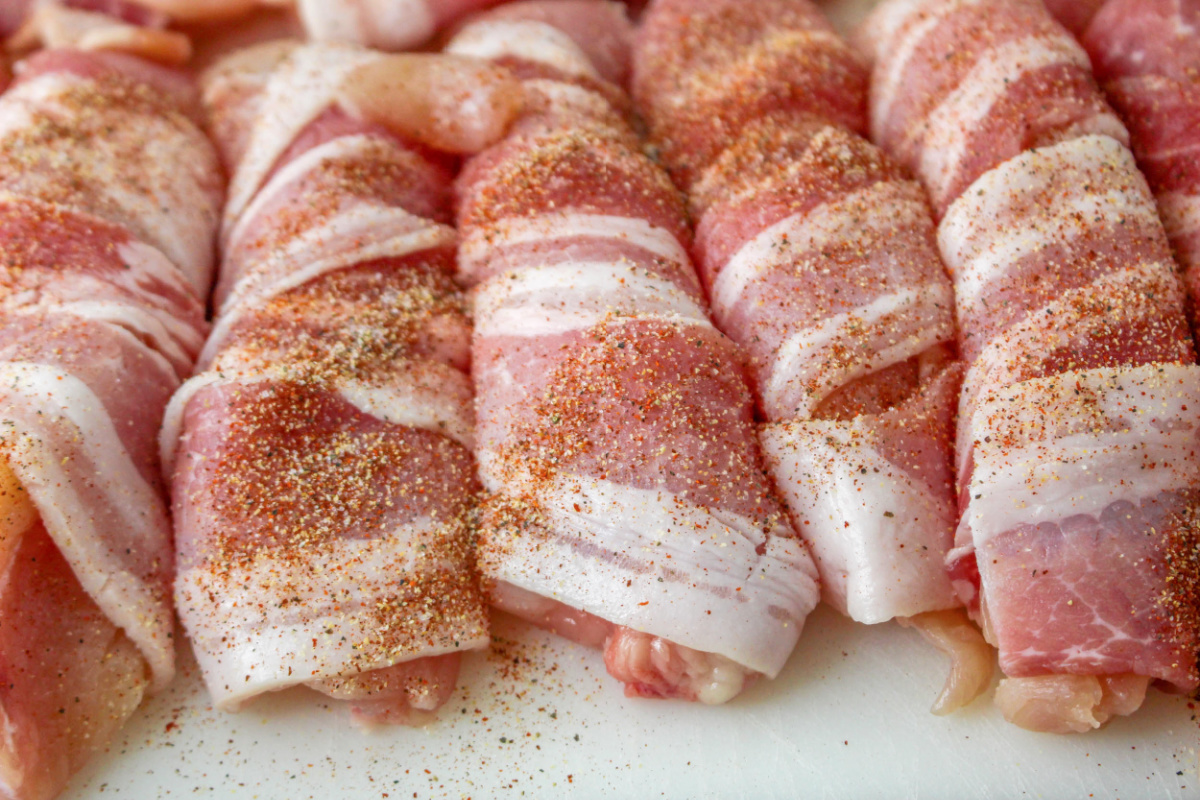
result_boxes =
[1078,0,1200,339]
[0,49,219,797]
[633,0,969,638]
[164,42,522,724]
[452,0,820,703]
[855,0,1128,217]
[861,0,1200,732]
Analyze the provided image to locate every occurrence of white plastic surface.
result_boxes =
[62,608,1199,799]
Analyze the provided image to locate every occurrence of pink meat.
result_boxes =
[0,46,219,797]
[1082,0,1200,335]
[0,198,208,377]
[633,0,867,189]
[1041,0,1107,35]
[474,320,777,524]
[0,522,148,800]
[455,0,820,702]
[857,0,1127,216]
[977,491,1195,687]
[631,0,963,628]
[171,42,490,720]
[1083,0,1200,82]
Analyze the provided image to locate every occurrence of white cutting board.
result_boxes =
[62,607,1199,800]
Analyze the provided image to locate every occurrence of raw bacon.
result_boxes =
[0,48,219,797]
[633,0,974,650]
[1041,0,1106,35]
[165,42,521,723]
[861,0,1200,732]
[855,0,1128,216]
[452,0,820,703]
[1080,0,1200,336]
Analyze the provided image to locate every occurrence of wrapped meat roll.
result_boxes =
[633,0,992,713]
[164,43,519,724]
[860,0,1200,732]
[0,48,220,798]
[450,0,820,704]
[1078,0,1200,337]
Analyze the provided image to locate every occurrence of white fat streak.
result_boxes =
[178,518,489,709]
[522,78,615,117]
[338,376,474,449]
[223,44,379,233]
[49,300,194,371]
[473,260,711,339]
[916,35,1091,204]
[477,466,820,677]
[761,419,957,623]
[952,190,1160,314]
[115,239,204,320]
[1,73,218,293]
[1159,192,1200,240]
[869,0,982,142]
[447,19,601,81]
[966,363,1200,546]
[0,362,174,690]
[0,70,73,139]
[940,135,1154,309]
[764,282,955,418]
[204,205,455,365]
[160,361,473,472]
[226,134,408,255]
[711,181,928,318]
[460,212,690,275]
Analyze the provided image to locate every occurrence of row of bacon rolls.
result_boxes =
[0,42,222,800]
[4,8,1200,800]
[856,0,1200,733]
